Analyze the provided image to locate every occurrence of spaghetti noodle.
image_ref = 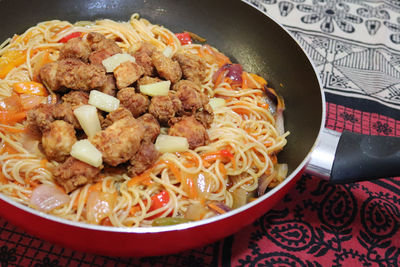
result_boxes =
[0,14,289,227]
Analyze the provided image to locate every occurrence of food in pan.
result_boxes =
[0,14,288,227]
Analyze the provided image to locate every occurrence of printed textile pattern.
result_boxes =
[245,0,400,109]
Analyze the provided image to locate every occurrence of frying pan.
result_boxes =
[0,0,399,257]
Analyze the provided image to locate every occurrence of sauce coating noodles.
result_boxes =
[0,14,288,227]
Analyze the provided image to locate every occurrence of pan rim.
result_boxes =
[0,2,326,234]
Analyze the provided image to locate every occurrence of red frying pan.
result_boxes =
[0,0,398,256]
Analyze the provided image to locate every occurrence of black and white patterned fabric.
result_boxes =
[245,0,400,111]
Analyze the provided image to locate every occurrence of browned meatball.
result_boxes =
[148,93,181,125]
[27,103,55,132]
[133,42,156,76]
[175,80,208,114]
[39,62,59,91]
[89,49,114,65]
[59,37,91,62]
[172,79,201,92]
[173,52,207,84]
[152,51,182,83]
[102,107,133,128]
[117,88,149,117]
[137,113,160,143]
[137,76,162,86]
[40,58,107,92]
[194,103,214,129]
[53,91,90,129]
[61,91,89,107]
[42,120,76,162]
[98,74,117,96]
[128,142,160,177]
[114,61,144,89]
[53,102,80,129]
[168,116,209,149]
[54,156,101,193]
[86,32,122,54]
[90,117,145,166]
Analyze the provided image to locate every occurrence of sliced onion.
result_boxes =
[212,66,228,83]
[19,94,46,110]
[226,64,243,84]
[264,85,278,107]
[209,202,231,214]
[232,188,248,209]
[30,184,70,212]
[257,172,276,197]
[86,191,116,224]
[185,203,208,221]
[275,109,285,136]
[23,140,43,156]
[19,131,43,156]
[276,163,288,181]
[264,97,276,115]
[212,64,243,85]
[258,164,288,196]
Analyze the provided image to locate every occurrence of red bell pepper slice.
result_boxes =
[58,32,82,43]
[148,190,171,219]
[175,32,192,45]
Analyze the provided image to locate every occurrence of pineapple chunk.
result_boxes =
[73,105,101,137]
[88,90,120,112]
[139,81,171,96]
[102,53,136,73]
[162,46,173,58]
[209,97,226,110]
[155,134,189,153]
[70,140,102,167]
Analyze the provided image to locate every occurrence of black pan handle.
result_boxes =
[306,129,400,183]
[330,131,400,183]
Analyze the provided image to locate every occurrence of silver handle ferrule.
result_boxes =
[306,128,341,180]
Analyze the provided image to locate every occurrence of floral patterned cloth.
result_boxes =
[1,0,400,266]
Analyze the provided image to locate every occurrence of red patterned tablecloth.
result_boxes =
[1,0,400,266]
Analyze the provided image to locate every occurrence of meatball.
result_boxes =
[39,62,59,91]
[89,49,114,65]
[175,80,208,114]
[102,107,133,128]
[59,37,91,62]
[148,93,182,125]
[98,74,117,96]
[168,116,209,149]
[52,102,80,129]
[137,76,162,87]
[53,91,90,129]
[114,61,144,89]
[173,52,207,84]
[133,42,156,76]
[61,91,89,107]
[172,79,201,92]
[137,113,160,143]
[42,120,76,162]
[40,58,107,92]
[86,32,122,54]
[194,103,214,129]
[90,117,145,166]
[128,142,160,177]
[27,103,55,132]
[152,51,182,83]
[117,88,149,117]
[54,156,101,193]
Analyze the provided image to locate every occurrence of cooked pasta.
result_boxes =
[0,14,289,227]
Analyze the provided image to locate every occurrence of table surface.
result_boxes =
[1,0,400,266]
